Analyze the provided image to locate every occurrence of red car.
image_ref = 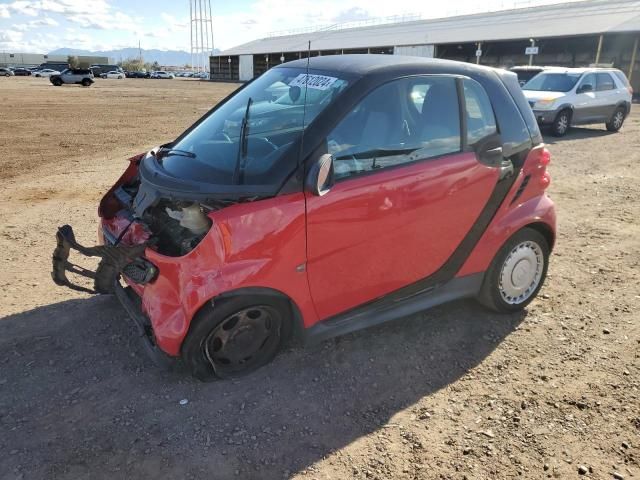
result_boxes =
[53,55,555,380]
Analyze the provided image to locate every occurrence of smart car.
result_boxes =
[53,55,555,380]
[522,67,633,136]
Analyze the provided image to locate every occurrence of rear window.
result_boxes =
[523,73,582,92]
[612,71,631,88]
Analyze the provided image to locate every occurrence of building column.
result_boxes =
[595,34,604,65]
[629,36,639,83]
[476,42,482,64]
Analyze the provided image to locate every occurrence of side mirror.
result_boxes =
[305,153,334,196]
[578,84,593,94]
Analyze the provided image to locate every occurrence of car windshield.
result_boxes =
[162,67,352,185]
[523,72,582,92]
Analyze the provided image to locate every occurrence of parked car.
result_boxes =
[102,71,125,79]
[52,55,555,380]
[0,67,14,77]
[13,68,32,76]
[34,68,61,78]
[49,68,94,87]
[522,67,633,136]
[152,71,174,79]
[90,64,123,78]
[509,66,551,86]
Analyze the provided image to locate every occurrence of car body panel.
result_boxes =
[114,193,314,356]
[304,151,498,320]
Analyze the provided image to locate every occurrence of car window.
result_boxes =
[578,73,596,92]
[612,70,631,89]
[463,78,497,145]
[523,73,582,92]
[596,72,615,91]
[328,76,461,180]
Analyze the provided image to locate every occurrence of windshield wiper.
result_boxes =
[233,97,252,185]
[335,146,421,161]
[157,147,197,159]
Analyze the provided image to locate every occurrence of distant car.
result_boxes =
[13,68,32,76]
[131,71,151,78]
[102,71,125,79]
[34,69,61,78]
[522,67,633,136]
[153,71,174,79]
[50,68,94,87]
[509,66,551,86]
[0,67,14,77]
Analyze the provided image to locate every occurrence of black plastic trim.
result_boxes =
[113,282,176,369]
[302,273,484,344]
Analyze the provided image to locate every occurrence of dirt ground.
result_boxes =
[0,76,638,480]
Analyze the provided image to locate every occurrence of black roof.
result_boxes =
[276,54,499,77]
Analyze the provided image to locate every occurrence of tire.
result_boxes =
[118,75,122,79]
[181,295,292,381]
[477,227,550,313]
[81,79,91,87]
[550,109,571,137]
[606,107,625,132]
[52,78,62,86]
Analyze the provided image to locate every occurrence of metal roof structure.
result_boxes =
[216,0,640,56]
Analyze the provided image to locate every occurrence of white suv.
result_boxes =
[522,67,633,136]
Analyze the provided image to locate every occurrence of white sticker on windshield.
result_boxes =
[289,74,338,91]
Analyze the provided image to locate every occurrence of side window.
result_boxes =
[578,73,596,92]
[596,73,615,91]
[463,78,497,145]
[328,76,461,180]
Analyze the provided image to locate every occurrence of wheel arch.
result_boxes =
[524,221,555,251]
[185,286,306,351]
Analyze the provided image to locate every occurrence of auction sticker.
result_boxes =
[289,74,338,91]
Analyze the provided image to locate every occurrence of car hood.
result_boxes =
[522,90,568,102]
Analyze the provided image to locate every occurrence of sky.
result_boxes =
[0,0,584,53]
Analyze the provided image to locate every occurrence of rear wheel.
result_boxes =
[606,107,625,132]
[478,228,550,313]
[182,296,291,381]
[550,109,571,137]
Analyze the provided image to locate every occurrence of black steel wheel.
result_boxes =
[182,296,291,381]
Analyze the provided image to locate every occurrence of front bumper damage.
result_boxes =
[52,225,175,367]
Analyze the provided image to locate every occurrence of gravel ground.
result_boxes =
[0,77,638,480]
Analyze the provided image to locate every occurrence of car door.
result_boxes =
[573,73,597,123]
[595,72,618,121]
[304,76,502,320]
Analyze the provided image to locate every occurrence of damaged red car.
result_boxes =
[53,55,555,380]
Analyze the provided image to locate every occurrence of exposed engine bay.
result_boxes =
[52,151,239,294]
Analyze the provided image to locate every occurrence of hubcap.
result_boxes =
[499,240,544,305]
[203,306,280,374]
[557,115,568,133]
[613,111,623,129]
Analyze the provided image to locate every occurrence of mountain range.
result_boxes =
[48,48,221,66]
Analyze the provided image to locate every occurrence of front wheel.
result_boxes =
[550,109,571,137]
[477,228,550,313]
[606,107,625,132]
[52,78,62,86]
[81,79,91,87]
[181,296,291,381]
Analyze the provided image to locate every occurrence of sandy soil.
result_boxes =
[0,76,638,480]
